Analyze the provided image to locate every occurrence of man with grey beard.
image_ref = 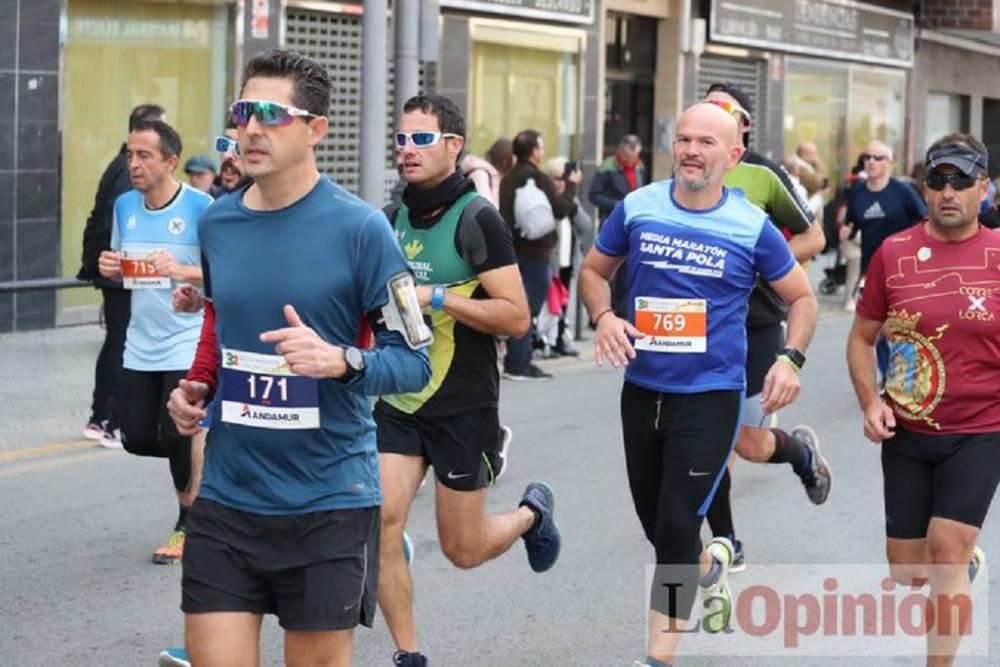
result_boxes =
[579,102,817,667]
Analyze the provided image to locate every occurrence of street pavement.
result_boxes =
[2,278,999,665]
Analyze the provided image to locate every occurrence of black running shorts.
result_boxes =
[374,401,501,491]
[882,424,1000,539]
[182,499,380,631]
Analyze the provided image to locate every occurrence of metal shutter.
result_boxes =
[285,7,433,198]
[698,54,767,153]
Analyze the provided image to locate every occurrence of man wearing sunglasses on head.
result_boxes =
[847,134,998,666]
[700,82,829,575]
[164,50,431,667]
[374,94,560,667]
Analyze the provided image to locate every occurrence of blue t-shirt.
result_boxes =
[110,183,212,371]
[846,178,926,272]
[596,180,796,394]
[197,176,431,515]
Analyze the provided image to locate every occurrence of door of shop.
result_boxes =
[697,54,768,153]
[604,13,655,171]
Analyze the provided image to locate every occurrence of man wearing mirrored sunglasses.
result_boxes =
[212,119,252,198]
[166,50,431,667]
[847,133,998,665]
[701,82,829,575]
[375,94,560,667]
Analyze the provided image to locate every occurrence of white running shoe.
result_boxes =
[99,428,123,449]
[699,537,735,633]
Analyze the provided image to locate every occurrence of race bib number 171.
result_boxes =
[220,348,320,429]
[634,297,707,353]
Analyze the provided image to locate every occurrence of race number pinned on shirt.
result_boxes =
[633,297,707,353]
[121,247,171,289]
[220,348,320,430]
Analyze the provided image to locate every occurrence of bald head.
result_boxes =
[679,103,742,147]
[672,102,746,197]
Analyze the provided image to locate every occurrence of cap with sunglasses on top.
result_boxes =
[706,82,754,116]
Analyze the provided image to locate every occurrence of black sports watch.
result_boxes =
[341,346,366,382]
[777,347,806,371]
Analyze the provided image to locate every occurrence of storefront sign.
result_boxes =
[709,0,914,67]
[441,0,594,25]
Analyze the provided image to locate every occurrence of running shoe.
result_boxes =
[495,425,513,483]
[158,648,191,667]
[82,420,105,441]
[729,539,746,574]
[99,426,123,450]
[152,529,185,565]
[699,537,735,634]
[519,481,561,572]
[403,531,414,566]
[392,650,428,666]
[970,546,986,584]
[792,425,831,505]
[503,364,553,382]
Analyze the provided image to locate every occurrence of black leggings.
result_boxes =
[118,369,192,494]
[621,381,741,619]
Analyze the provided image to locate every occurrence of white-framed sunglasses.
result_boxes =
[394,131,461,148]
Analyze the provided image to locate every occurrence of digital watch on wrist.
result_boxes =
[341,346,366,382]
[777,347,806,371]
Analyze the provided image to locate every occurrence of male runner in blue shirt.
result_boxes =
[580,102,817,667]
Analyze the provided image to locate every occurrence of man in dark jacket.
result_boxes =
[499,129,581,380]
[77,103,164,447]
[588,134,646,317]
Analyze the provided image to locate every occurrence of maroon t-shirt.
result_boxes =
[857,223,1000,434]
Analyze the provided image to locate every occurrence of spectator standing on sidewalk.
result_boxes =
[499,129,580,381]
[588,134,646,318]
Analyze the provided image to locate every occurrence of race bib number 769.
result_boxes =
[634,297,707,353]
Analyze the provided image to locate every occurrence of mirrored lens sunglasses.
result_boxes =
[229,99,318,128]
[395,131,461,148]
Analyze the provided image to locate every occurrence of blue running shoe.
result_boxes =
[403,531,414,566]
[519,481,561,573]
[393,649,428,666]
[158,648,191,667]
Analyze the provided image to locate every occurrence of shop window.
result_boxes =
[62,0,231,309]
[925,92,970,149]
[605,13,656,75]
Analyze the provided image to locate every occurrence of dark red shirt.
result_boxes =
[857,223,1000,433]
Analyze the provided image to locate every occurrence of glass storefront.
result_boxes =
[467,22,582,163]
[784,57,906,189]
[925,92,969,148]
[61,0,231,309]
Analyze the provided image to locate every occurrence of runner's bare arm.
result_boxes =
[769,264,817,352]
[415,264,530,338]
[788,220,825,262]
[580,247,643,368]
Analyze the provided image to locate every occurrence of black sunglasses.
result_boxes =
[925,171,979,192]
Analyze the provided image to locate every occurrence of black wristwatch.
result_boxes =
[777,347,806,371]
[341,346,366,382]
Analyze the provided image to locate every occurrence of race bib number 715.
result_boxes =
[634,297,707,353]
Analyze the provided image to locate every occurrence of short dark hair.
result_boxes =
[240,49,331,118]
[128,104,164,132]
[512,130,541,163]
[130,119,183,160]
[402,94,466,138]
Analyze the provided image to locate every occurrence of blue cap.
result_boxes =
[184,155,216,174]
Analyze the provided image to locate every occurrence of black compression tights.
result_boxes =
[118,369,192,494]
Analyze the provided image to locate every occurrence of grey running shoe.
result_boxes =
[793,425,831,505]
[519,481,561,572]
[970,546,986,584]
[729,539,746,574]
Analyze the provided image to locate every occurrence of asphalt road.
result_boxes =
[1,312,998,666]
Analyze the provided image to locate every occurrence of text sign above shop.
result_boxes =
[709,0,914,67]
[440,0,595,25]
